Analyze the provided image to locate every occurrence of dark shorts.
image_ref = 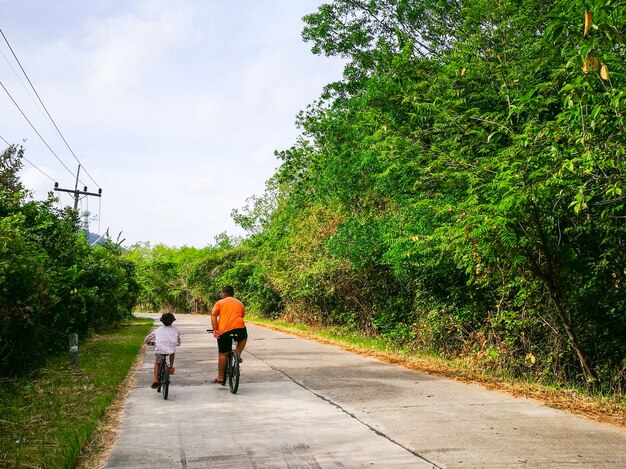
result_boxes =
[217,327,248,354]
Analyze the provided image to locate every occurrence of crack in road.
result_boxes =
[246,350,441,469]
[178,422,188,468]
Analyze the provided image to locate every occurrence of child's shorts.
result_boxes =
[154,353,170,363]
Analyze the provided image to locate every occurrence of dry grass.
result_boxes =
[250,319,626,427]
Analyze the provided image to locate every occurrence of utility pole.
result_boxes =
[54,164,102,211]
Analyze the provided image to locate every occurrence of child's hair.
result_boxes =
[160,312,176,326]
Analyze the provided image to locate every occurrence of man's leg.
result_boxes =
[235,339,247,361]
[217,352,228,382]
[169,353,175,374]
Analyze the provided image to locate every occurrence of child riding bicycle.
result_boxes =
[144,312,181,388]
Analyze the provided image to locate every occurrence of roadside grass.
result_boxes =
[247,315,626,427]
[0,317,153,469]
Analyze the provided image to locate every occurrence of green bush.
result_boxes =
[0,146,138,376]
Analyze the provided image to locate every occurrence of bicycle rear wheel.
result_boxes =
[162,365,170,400]
[156,361,163,393]
[228,351,240,394]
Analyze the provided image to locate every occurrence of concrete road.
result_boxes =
[104,314,626,469]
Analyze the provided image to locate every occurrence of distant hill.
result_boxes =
[85,230,106,245]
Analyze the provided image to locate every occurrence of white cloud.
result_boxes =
[83,0,196,93]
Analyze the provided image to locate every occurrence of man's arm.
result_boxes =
[211,303,220,338]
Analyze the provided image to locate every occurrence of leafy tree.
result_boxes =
[0,145,26,196]
[230,0,626,389]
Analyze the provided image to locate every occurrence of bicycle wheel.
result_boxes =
[162,364,170,400]
[228,351,240,394]
[156,361,163,393]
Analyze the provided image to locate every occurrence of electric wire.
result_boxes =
[61,192,73,207]
[0,28,100,189]
[0,47,50,124]
[0,133,56,183]
[23,155,57,183]
[0,81,77,179]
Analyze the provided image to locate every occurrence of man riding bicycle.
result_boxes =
[210,285,247,384]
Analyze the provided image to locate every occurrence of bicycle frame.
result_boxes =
[147,341,171,400]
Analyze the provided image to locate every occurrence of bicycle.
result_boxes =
[148,342,171,400]
[207,329,240,394]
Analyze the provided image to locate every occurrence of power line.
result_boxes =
[1,134,57,184]
[54,164,101,211]
[60,191,74,207]
[0,28,100,189]
[0,81,77,179]
[23,155,57,183]
[0,47,50,124]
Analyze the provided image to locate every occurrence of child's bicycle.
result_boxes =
[148,342,171,400]
[207,329,240,394]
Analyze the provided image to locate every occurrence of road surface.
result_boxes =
[104,314,626,468]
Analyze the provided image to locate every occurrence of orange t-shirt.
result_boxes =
[212,297,245,333]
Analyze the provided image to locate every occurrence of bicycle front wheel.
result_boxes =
[162,365,170,400]
[228,351,240,394]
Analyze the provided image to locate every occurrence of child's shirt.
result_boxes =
[145,325,181,354]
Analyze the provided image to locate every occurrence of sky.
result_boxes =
[0,0,344,247]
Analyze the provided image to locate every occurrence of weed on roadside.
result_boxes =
[248,315,626,427]
[0,317,153,469]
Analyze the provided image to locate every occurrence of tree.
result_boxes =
[230,0,626,387]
